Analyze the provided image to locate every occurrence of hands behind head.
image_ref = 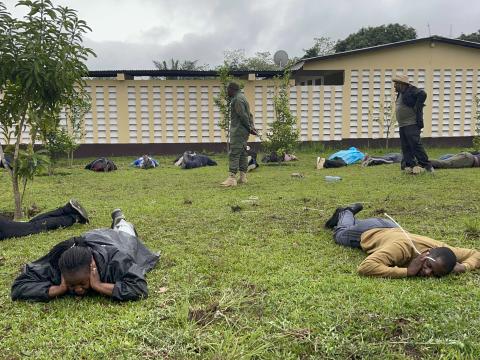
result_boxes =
[407,252,428,277]
[89,258,101,291]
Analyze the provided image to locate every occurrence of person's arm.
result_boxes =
[357,244,412,278]
[48,275,69,298]
[11,264,59,301]
[413,89,427,129]
[89,259,114,297]
[232,98,252,131]
[449,246,480,272]
[91,258,148,301]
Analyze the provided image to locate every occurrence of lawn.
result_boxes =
[0,147,479,359]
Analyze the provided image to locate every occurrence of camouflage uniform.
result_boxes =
[229,92,252,174]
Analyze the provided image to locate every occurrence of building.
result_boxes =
[3,36,479,156]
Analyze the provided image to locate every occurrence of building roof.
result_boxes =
[87,69,284,78]
[296,35,480,66]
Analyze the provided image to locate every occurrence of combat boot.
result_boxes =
[238,172,248,184]
[221,173,237,187]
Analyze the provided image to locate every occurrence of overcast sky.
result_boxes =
[3,0,480,70]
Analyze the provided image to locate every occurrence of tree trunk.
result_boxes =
[12,112,27,220]
[12,174,23,220]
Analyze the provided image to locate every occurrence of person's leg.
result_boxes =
[324,159,347,168]
[403,125,431,168]
[333,210,397,248]
[431,153,473,169]
[239,147,248,173]
[228,146,242,175]
[114,219,137,237]
[399,127,415,168]
[29,203,73,222]
[0,214,76,241]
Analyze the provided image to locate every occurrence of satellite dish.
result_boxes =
[273,50,289,67]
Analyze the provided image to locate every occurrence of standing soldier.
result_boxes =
[392,73,433,173]
[221,82,257,187]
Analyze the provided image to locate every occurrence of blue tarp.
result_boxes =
[328,147,365,165]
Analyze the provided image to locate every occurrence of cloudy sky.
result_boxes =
[4,0,480,70]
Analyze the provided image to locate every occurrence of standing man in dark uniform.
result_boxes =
[393,74,433,173]
[221,82,257,187]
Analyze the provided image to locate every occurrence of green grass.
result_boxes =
[0,147,479,359]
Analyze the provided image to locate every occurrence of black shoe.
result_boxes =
[111,208,125,228]
[348,203,363,215]
[325,207,344,229]
[69,199,89,224]
[324,203,363,229]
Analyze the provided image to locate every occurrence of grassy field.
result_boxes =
[0,147,479,359]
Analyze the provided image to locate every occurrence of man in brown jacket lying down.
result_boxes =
[325,204,480,278]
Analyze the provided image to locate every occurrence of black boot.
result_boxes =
[69,199,89,224]
[324,203,363,229]
[111,208,125,229]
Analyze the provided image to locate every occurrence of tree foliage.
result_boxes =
[473,95,480,151]
[302,37,335,59]
[222,50,281,71]
[370,96,397,149]
[335,24,417,53]
[262,70,299,157]
[458,30,480,43]
[213,64,242,141]
[153,58,209,71]
[0,0,94,219]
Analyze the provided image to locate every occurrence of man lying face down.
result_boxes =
[11,209,159,301]
[325,204,480,278]
[174,151,217,169]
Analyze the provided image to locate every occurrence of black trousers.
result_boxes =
[399,124,431,168]
[0,204,77,241]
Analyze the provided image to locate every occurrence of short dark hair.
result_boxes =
[430,247,457,275]
[227,82,240,91]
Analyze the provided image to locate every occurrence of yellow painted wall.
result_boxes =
[303,40,480,139]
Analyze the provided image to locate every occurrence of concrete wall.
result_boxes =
[2,40,478,154]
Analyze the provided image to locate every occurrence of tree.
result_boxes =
[473,95,480,151]
[0,0,94,219]
[335,24,417,53]
[222,50,280,71]
[370,96,397,149]
[262,69,299,158]
[302,37,335,58]
[458,30,480,43]
[153,58,209,71]
[213,63,242,144]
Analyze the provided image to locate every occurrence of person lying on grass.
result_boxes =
[11,209,159,302]
[325,204,480,278]
[0,199,89,241]
[430,151,480,169]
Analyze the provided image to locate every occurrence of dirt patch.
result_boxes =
[27,203,42,218]
[372,208,386,216]
[404,343,422,359]
[0,211,14,220]
[230,205,242,212]
[188,301,220,326]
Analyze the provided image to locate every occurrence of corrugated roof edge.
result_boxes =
[86,69,284,78]
[299,35,480,63]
